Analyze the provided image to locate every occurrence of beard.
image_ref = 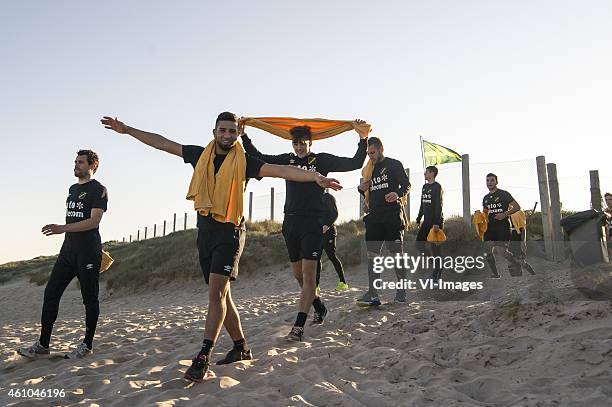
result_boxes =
[217,141,235,152]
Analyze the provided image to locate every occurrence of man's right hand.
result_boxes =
[101,116,128,134]
[358,179,371,192]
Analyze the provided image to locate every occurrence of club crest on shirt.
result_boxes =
[79,192,87,199]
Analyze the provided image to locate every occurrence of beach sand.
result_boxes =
[1,257,611,406]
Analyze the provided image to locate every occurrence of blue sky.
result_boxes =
[1,0,611,264]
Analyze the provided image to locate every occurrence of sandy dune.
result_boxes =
[1,258,611,406]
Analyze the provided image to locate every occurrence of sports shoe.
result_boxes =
[312,305,328,325]
[286,326,304,342]
[356,296,381,306]
[17,340,50,359]
[315,286,321,297]
[216,347,253,365]
[335,281,349,291]
[184,353,210,383]
[64,342,92,359]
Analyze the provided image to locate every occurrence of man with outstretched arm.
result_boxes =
[241,123,367,341]
[101,112,341,382]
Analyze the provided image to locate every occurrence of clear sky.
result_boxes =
[1,0,611,264]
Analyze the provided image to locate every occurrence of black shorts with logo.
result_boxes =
[484,223,511,244]
[197,215,246,284]
[364,210,404,254]
[282,215,323,262]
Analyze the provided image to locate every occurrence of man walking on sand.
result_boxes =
[101,112,341,382]
[18,150,108,360]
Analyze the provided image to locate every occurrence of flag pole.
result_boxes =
[420,135,426,172]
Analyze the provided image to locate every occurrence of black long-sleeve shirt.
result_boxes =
[320,192,339,226]
[361,157,411,215]
[242,134,367,217]
[416,181,443,226]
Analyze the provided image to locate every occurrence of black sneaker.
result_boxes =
[216,347,253,365]
[286,326,304,342]
[184,354,210,383]
[311,306,328,325]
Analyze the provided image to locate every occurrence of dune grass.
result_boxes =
[0,212,569,291]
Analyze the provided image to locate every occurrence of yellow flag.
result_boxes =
[422,139,462,166]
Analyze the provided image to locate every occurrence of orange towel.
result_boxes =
[240,117,371,140]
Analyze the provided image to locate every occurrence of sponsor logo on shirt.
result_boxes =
[295,164,318,172]
[66,200,85,218]
[370,174,389,192]
[86,264,93,270]
[79,192,87,199]
[223,265,233,273]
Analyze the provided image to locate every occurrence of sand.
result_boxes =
[1,257,611,406]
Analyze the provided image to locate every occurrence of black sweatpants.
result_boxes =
[40,237,101,349]
[316,226,346,286]
[416,221,444,280]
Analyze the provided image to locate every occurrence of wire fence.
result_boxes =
[114,158,611,243]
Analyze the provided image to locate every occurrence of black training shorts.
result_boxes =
[196,216,246,284]
[282,215,323,262]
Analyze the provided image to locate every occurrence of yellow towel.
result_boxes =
[510,210,527,231]
[472,210,488,241]
[240,117,371,140]
[186,140,246,226]
[100,250,114,273]
[427,228,447,244]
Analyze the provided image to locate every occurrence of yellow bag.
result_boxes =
[100,250,114,273]
[427,228,447,244]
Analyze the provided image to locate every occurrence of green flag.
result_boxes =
[422,139,462,166]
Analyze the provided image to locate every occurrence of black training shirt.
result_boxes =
[65,179,108,239]
[242,135,367,217]
[482,189,515,229]
[362,157,410,215]
[416,181,443,226]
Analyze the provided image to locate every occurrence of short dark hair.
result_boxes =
[290,126,312,142]
[486,173,498,182]
[605,192,612,198]
[215,111,238,127]
[426,165,438,177]
[77,149,99,173]
[367,137,383,149]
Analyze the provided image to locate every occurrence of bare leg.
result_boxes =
[204,274,231,342]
